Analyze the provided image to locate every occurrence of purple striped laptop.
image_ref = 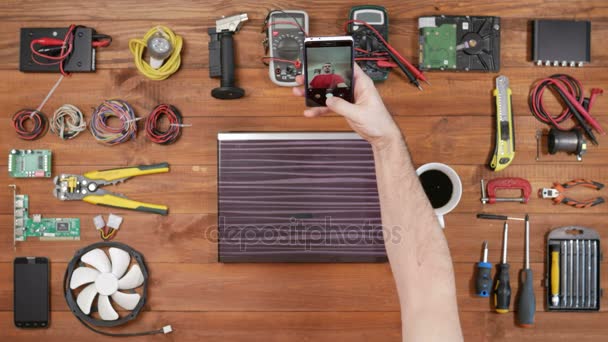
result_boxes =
[218,133,386,262]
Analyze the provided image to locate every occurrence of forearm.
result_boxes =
[372,134,463,341]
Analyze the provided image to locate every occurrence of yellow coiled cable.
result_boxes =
[129,26,182,81]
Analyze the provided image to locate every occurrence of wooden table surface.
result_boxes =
[1,1,607,341]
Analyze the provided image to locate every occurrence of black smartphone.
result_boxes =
[14,257,49,328]
[304,36,354,107]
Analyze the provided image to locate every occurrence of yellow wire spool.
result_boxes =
[129,25,183,80]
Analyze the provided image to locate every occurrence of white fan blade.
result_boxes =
[111,291,141,310]
[118,265,144,290]
[76,283,98,315]
[70,267,100,289]
[109,247,130,279]
[98,295,119,321]
[81,248,111,273]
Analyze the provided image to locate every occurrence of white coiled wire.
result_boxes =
[50,104,86,140]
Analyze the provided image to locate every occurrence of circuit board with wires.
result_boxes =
[11,185,80,245]
[8,149,51,178]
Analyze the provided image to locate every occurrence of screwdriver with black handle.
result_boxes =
[516,214,535,327]
[476,241,492,297]
[494,222,511,313]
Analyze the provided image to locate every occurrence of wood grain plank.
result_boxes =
[1,0,607,21]
[1,116,608,168]
[2,310,607,342]
[2,211,607,264]
[0,262,606,312]
[2,68,608,117]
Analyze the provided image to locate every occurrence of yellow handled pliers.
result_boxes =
[53,163,169,215]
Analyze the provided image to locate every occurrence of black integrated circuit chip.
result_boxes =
[56,222,70,231]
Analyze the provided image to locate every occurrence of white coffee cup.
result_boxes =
[416,163,462,228]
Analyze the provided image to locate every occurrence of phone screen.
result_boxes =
[14,257,49,328]
[304,37,354,106]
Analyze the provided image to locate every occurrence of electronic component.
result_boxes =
[208,13,248,99]
[418,15,500,72]
[107,214,123,230]
[263,10,308,86]
[14,257,49,328]
[533,20,591,67]
[64,242,173,336]
[19,26,112,73]
[8,149,51,178]
[349,5,390,81]
[10,185,80,247]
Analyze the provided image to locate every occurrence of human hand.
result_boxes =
[293,63,402,148]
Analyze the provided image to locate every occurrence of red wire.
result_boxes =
[30,24,76,76]
[531,76,604,134]
[261,57,301,68]
[145,104,182,144]
[343,19,427,83]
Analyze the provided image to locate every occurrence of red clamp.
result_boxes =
[481,178,532,204]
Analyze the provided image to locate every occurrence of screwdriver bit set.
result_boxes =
[545,226,602,311]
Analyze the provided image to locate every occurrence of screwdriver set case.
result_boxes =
[545,226,602,311]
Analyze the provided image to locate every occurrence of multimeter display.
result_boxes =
[349,6,390,81]
[266,10,309,86]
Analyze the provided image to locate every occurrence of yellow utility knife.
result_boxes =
[490,75,515,171]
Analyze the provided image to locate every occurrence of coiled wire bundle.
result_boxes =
[90,100,138,145]
[145,104,183,144]
[50,104,86,140]
[12,109,49,140]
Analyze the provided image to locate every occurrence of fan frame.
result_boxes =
[64,242,148,327]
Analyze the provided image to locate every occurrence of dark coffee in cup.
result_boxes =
[419,169,454,209]
[415,163,462,228]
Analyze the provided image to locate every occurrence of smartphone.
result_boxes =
[14,257,49,328]
[304,36,354,107]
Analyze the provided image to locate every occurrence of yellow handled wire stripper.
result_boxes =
[53,163,170,215]
[490,75,515,172]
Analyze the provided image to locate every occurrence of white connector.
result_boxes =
[162,325,173,334]
[107,214,123,230]
[93,215,106,230]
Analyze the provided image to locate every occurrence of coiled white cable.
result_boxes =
[50,104,86,140]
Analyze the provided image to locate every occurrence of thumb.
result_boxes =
[326,96,356,118]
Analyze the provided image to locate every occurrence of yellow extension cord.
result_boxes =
[129,25,183,81]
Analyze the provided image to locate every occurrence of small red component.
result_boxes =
[35,171,45,177]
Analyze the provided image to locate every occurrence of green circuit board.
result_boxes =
[420,23,457,70]
[11,186,80,244]
[8,149,52,178]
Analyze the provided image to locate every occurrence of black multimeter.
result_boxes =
[264,10,309,86]
[348,5,390,81]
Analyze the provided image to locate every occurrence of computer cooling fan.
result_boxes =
[64,242,172,336]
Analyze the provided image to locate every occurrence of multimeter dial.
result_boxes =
[267,10,308,86]
[273,34,302,60]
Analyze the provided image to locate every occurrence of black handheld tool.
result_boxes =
[516,214,535,327]
[494,222,511,313]
[208,14,248,100]
[476,241,492,297]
